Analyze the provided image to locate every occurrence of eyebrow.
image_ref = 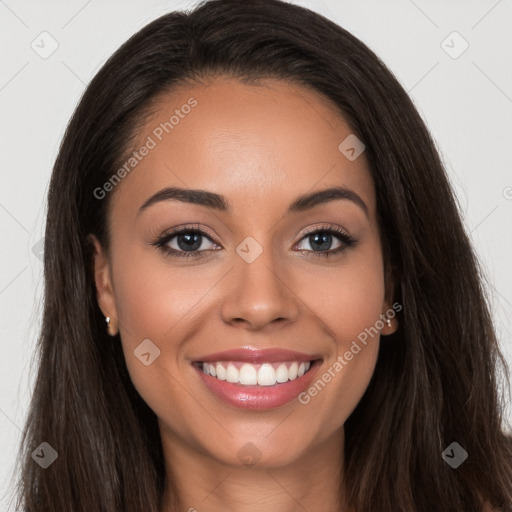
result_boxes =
[138,185,369,218]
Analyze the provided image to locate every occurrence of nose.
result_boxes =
[220,243,300,331]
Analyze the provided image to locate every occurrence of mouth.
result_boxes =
[192,359,316,386]
[191,348,323,410]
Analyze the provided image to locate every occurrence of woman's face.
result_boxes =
[92,76,396,469]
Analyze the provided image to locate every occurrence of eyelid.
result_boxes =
[157,223,220,244]
[297,223,351,239]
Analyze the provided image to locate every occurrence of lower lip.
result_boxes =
[193,360,322,410]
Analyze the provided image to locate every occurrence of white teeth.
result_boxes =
[226,364,239,383]
[215,363,226,380]
[239,363,258,385]
[257,363,276,386]
[275,363,289,383]
[199,360,314,386]
[288,362,298,380]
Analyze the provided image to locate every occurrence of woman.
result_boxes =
[12,0,512,510]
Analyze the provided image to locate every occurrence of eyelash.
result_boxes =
[152,224,358,260]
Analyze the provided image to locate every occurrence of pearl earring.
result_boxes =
[105,316,117,336]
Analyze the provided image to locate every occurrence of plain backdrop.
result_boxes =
[1,0,511,509]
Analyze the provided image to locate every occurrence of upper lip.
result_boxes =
[193,347,321,364]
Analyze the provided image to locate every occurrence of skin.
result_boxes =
[91,76,398,512]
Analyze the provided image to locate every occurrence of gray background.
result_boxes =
[1,0,511,508]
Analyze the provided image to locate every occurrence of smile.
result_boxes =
[191,347,323,410]
[195,360,312,386]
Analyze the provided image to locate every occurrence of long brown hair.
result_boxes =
[11,0,512,510]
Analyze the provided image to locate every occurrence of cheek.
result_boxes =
[111,262,199,428]
[109,248,223,396]
[112,242,219,343]
[302,242,386,347]
[295,244,385,418]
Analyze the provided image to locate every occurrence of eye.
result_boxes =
[294,225,358,258]
[152,224,358,260]
[153,225,220,259]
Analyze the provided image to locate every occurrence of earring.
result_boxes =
[384,317,392,327]
[105,316,117,336]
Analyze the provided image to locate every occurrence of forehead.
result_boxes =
[110,76,376,224]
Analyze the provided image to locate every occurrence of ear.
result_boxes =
[381,263,399,335]
[88,234,118,328]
